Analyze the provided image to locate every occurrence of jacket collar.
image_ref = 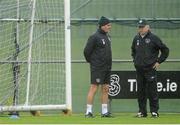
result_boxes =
[97,28,107,35]
[138,31,151,38]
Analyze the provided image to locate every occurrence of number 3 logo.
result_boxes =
[108,74,121,96]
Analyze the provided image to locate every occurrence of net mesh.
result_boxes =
[0,0,31,106]
[0,0,66,107]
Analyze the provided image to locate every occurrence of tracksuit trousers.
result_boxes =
[136,67,159,114]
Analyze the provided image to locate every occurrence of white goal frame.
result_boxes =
[0,0,72,112]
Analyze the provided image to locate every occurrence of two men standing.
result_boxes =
[84,17,169,118]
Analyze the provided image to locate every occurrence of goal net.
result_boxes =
[0,0,71,112]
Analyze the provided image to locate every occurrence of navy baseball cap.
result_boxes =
[137,19,147,27]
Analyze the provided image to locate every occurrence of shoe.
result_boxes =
[101,112,113,118]
[135,112,147,118]
[85,112,94,118]
[151,112,159,118]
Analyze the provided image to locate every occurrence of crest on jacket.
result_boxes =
[145,38,151,44]
[101,39,105,45]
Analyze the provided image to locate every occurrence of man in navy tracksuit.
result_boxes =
[84,16,112,118]
[131,19,169,118]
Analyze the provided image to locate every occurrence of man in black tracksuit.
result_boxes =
[131,19,169,118]
[84,16,112,118]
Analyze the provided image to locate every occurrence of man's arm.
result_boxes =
[131,37,136,61]
[84,35,95,63]
[154,36,169,64]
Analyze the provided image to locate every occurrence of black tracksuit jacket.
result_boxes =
[131,31,169,69]
[84,28,112,71]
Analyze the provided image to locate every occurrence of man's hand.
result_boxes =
[153,62,160,70]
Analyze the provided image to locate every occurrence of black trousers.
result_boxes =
[136,67,159,114]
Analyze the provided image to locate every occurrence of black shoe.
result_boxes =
[85,112,94,118]
[101,112,113,118]
[151,112,159,118]
[135,112,147,118]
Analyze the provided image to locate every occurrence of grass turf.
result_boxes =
[0,113,180,124]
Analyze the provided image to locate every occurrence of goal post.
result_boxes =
[0,0,72,112]
[64,0,72,111]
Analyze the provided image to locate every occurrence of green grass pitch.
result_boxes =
[0,113,180,124]
[0,0,180,117]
